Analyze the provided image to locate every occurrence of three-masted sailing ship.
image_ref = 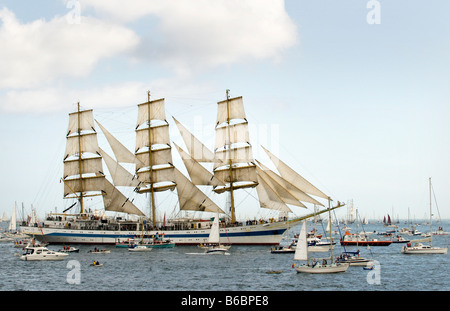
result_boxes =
[22,90,344,245]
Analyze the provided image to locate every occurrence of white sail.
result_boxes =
[256,166,306,208]
[103,179,144,216]
[96,120,143,166]
[67,109,95,136]
[63,104,106,200]
[135,97,176,193]
[174,143,224,187]
[256,160,324,206]
[208,216,221,244]
[8,203,17,231]
[213,93,258,194]
[174,168,225,214]
[63,175,106,197]
[100,148,142,188]
[173,117,216,163]
[216,96,246,126]
[294,221,308,261]
[262,146,328,200]
[255,172,292,213]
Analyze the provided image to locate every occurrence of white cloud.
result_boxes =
[0,1,298,113]
[83,0,299,74]
[0,78,218,114]
[0,7,139,89]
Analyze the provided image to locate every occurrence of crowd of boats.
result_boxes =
[0,91,448,274]
[0,216,447,273]
[0,212,234,262]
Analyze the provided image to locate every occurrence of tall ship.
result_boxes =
[22,90,344,245]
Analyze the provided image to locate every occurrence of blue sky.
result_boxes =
[0,0,449,222]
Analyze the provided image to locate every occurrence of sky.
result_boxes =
[0,0,449,223]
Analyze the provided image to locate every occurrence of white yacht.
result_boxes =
[20,246,69,261]
[401,178,448,255]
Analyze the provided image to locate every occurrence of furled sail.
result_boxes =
[135,96,176,193]
[262,146,328,200]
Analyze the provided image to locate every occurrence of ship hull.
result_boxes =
[340,240,392,246]
[21,222,289,246]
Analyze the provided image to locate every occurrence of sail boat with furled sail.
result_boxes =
[22,90,344,245]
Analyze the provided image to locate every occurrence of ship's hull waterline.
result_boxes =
[21,221,291,246]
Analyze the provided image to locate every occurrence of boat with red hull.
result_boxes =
[340,240,392,246]
[340,231,392,246]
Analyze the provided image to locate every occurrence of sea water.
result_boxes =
[1,220,448,292]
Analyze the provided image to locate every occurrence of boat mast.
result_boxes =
[226,89,236,224]
[77,102,84,214]
[429,177,433,247]
[147,91,156,228]
[328,197,333,262]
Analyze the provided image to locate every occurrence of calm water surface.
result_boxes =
[1,221,448,292]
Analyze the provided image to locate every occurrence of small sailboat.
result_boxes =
[293,216,348,274]
[204,216,230,255]
[402,178,448,255]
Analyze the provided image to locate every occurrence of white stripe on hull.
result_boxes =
[21,222,289,245]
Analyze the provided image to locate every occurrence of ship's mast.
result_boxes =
[429,177,433,247]
[147,91,156,228]
[225,89,236,224]
[77,102,84,214]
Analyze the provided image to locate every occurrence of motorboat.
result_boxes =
[335,251,374,266]
[391,235,410,243]
[0,235,13,243]
[340,231,392,246]
[20,246,69,261]
[401,242,448,254]
[271,245,295,254]
[128,245,152,252]
[88,248,111,254]
[433,227,448,236]
[59,246,80,253]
